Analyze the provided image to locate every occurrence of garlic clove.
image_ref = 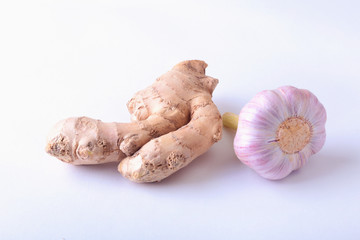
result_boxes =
[227,86,326,180]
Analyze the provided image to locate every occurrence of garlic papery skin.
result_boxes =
[232,86,326,180]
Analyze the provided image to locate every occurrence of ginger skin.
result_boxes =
[46,60,222,182]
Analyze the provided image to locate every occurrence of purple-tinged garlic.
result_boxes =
[223,86,326,180]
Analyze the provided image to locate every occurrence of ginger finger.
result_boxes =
[45,113,184,165]
[118,97,222,182]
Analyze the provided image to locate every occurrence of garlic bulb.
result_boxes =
[223,86,326,180]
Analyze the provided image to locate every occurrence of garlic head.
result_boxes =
[227,86,327,180]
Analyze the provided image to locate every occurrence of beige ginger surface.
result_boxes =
[46,60,222,182]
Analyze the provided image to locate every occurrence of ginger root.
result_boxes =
[46,60,222,182]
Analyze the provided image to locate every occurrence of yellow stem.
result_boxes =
[222,112,239,130]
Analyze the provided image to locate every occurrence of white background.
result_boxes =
[1,0,359,239]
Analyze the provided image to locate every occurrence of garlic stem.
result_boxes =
[222,112,239,130]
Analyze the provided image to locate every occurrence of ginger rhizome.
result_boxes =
[46,60,222,182]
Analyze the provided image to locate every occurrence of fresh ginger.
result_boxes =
[46,60,222,182]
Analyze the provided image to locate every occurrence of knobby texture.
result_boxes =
[46,60,222,182]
